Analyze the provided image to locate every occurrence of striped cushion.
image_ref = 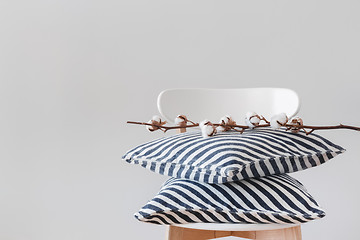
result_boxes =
[135,174,325,225]
[123,129,345,184]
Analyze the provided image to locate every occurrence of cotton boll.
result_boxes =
[200,120,216,138]
[245,118,254,129]
[220,115,232,125]
[174,117,184,125]
[202,124,213,135]
[146,120,155,132]
[290,116,303,125]
[219,115,236,131]
[245,112,257,120]
[199,119,209,128]
[216,126,225,132]
[174,115,187,125]
[289,116,303,133]
[203,126,214,138]
[146,115,166,132]
[276,113,288,125]
[270,113,288,130]
[250,117,260,125]
[245,112,261,129]
[152,115,161,122]
[270,119,281,130]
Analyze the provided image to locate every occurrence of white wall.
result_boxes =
[1,1,359,239]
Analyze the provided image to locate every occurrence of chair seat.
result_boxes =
[174,223,300,231]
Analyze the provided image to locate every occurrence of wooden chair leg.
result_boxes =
[167,226,225,240]
[254,225,302,240]
[168,225,301,240]
[229,230,256,239]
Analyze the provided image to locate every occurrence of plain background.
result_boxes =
[1,1,360,239]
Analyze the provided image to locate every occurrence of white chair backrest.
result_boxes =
[157,88,300,124]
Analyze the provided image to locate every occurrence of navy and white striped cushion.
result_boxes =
[135,174,325,225]
[123,129,345,184]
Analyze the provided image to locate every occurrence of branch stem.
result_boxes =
[126,121,360,133]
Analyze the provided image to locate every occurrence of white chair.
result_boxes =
[158,88,300,125]
[157,88,302,240]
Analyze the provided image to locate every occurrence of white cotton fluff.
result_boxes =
[220,115,232,125]
[290,116,303,125]
[146,115,162,132]
[199,119,209,128]
[200,120,216,138]
[174,115,186,125]
[270,113,288,129]
[245,112,260,129]
[152,115,161,122]
[146,119,154,132]
[289,116,303,133]
[216,126,225,132]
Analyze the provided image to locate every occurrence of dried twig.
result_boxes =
[127,121,199,132]
[127,121,360,133]
[127,113,360,137]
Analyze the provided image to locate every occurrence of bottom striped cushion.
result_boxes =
[135,174,325,225]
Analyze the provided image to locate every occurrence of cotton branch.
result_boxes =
[126,113,360,137]
[126,121,199,132]
[285,123,360,135]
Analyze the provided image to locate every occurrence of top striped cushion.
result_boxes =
[123,129,345,184]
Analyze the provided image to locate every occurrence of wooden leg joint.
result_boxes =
[168,225,301,240]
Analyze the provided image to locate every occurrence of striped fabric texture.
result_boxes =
[135,174,325,225]
[123,129,345,184]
